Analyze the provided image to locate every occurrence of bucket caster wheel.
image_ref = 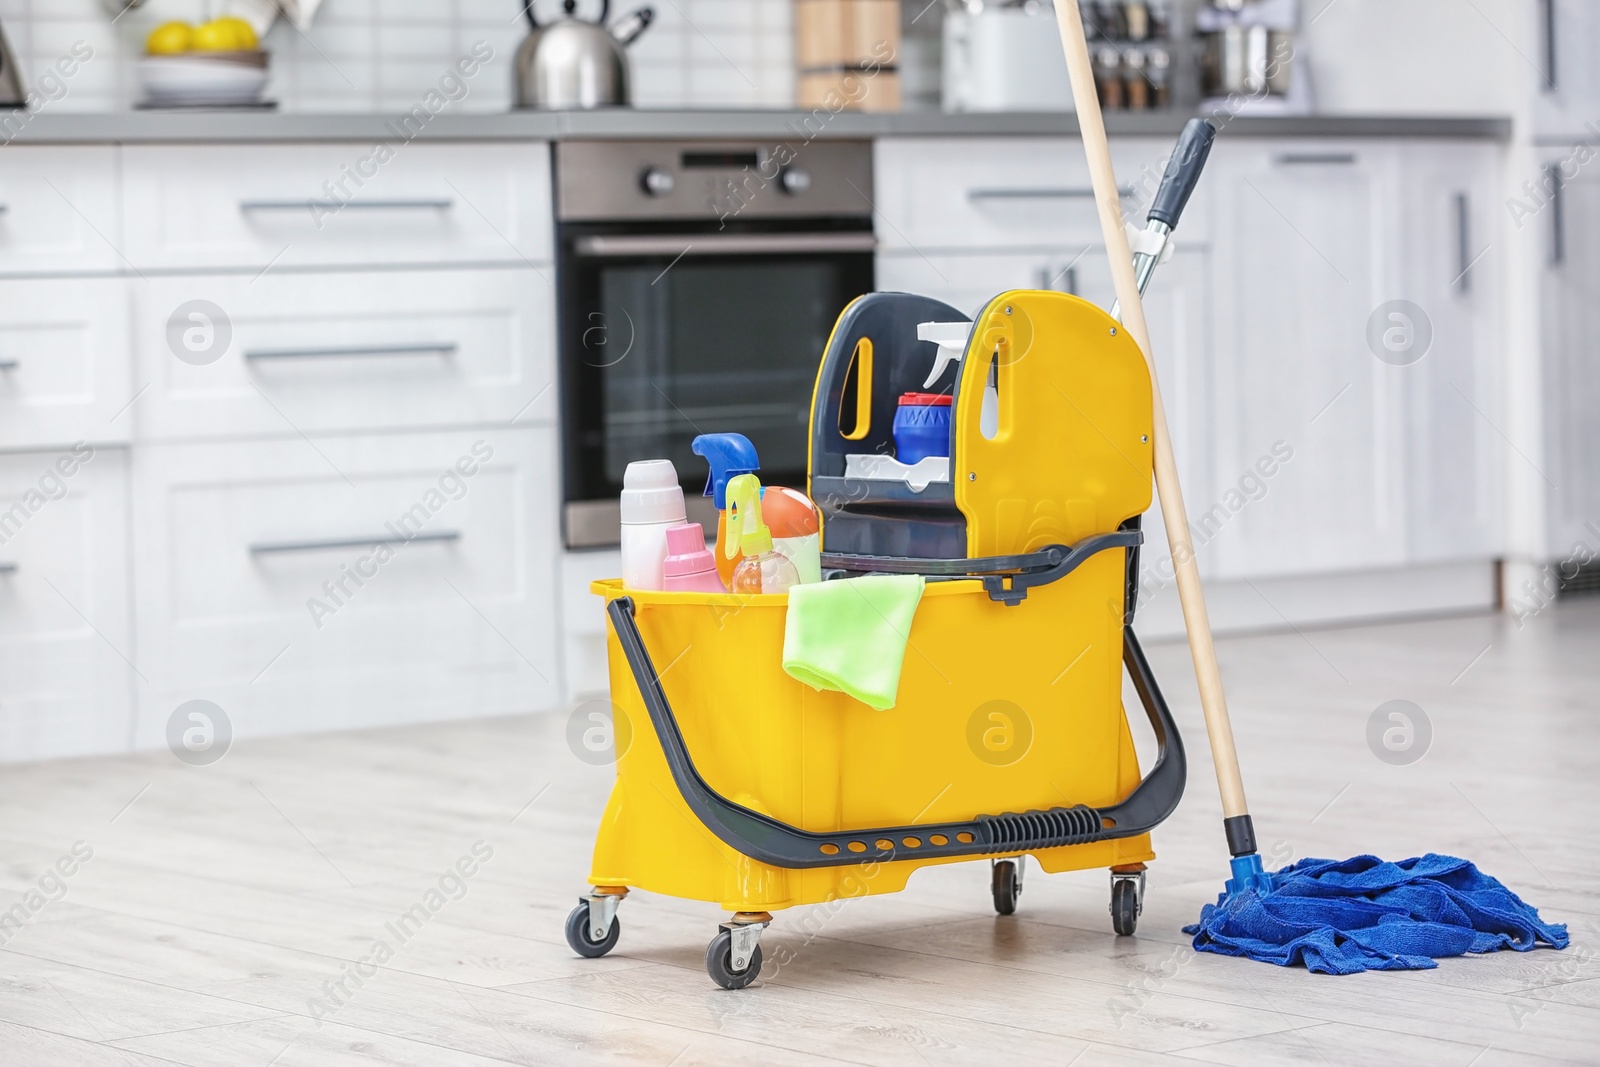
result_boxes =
[1110,870,1145,937]
[565,891,623,958]
[991,857,1024,916]
[706,917,768,990]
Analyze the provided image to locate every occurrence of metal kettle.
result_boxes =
[515,0,654,110]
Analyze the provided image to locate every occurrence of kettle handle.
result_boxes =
[613,5,655,46]
[521,0,612,30]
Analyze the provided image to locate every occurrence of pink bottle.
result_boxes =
[660,523,728,593]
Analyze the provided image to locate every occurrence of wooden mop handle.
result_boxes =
[1050,0,1256,853]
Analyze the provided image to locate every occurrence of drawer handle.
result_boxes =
[0,561,16,575]
[245,343,458,361]
[239,198,454,212]
[1273,153,1358,166]
[967,185,1136,200]
[249,530,462,555]
[0,359,17,371]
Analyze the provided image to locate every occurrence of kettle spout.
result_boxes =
[611,4,654,46]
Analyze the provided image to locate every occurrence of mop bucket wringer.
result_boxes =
[573,289,1187,988]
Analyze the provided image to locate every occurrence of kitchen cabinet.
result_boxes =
[131,268,557,441]
[0,447,134,762]
[1540,154,1600,557]
[1532,0,1600,140]
[1207,142,1401,578]
[121,143,554,271]
[874,136,1211,253]
[0,147,122,276]
[1392,143,1502,564]
[0,140,564,763]
[129,427,562,748]
[0,128,1513,760]
[1208,140,1503,579]
[0,277,134,450]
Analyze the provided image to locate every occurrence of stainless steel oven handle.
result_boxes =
[573,233,878,257]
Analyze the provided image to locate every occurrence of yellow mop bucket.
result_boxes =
[569,289,1187,989]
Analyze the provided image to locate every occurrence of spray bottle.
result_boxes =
[725,474,800,595]
[691,433,760,587]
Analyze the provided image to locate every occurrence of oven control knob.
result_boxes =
[640,167,676,198]
[779,166,812,196]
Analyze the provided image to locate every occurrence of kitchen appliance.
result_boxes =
[942,0,1176,113]
[556,140,875,549]
[515,0,654,110]
[0,19,24,107]
[1196,0,1311,112]
[943,4,1072,112]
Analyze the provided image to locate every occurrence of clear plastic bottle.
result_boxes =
[730,548,800,595]
[724,474,800,595]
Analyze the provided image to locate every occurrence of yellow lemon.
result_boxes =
[214,17,260,51]
[146,21,193,55]
[193,17,258,52]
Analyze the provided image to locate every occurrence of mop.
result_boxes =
[1048,0,1569,973]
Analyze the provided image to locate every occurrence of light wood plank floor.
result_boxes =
[2,601,1597,1065]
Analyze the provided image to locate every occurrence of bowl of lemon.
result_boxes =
[139,18,271,108]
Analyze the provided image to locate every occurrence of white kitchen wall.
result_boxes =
[0,0,794,111]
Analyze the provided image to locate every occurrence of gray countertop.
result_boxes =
[2,108,1513,145]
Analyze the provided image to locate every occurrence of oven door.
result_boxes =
[559,223,876,548]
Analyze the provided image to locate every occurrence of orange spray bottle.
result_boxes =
[691,433,761,587]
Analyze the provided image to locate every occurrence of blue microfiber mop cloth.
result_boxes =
[782,575,924,710]
[1185,854,1570,975]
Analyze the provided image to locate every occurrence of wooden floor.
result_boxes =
[2,600,1598,1065]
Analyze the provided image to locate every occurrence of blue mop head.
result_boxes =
[1186,853,1570,975]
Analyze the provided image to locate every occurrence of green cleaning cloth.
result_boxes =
[782,575,926,710]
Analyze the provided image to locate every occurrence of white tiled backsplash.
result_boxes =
[0,0,794,111]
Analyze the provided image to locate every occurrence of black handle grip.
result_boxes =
[1147,119,1217,230]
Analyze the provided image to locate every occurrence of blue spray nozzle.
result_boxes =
[691,433,761,510]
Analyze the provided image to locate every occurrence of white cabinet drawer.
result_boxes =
[0,146,122,275]
[130,427,561,746]
[132,268,555,440]
[0,447,135,763]
[874,136,1207,252]
[0,277,134,449]
[122,143,553,270]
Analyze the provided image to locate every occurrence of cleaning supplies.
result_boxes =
[761,485,822,585]
[691,433,761,587]
[1186,854,1570,975]
[619,459,685,591]
[892,392,953,464]
[918,321,972,389]
[782,574,926,710]
[660,523,727,593]
[724,474,800,595]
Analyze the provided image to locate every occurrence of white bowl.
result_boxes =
[140,54,269,107]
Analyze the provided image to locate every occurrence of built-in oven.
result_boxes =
[555,139,875,549]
